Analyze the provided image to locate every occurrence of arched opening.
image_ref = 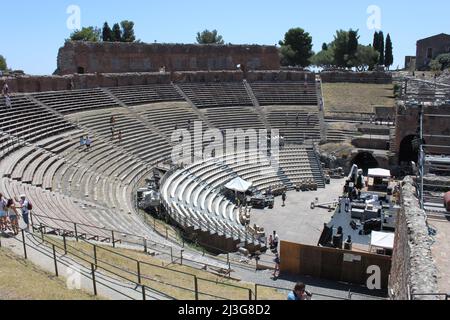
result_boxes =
[77,66,85,74]
[352,152,379,175]
[398,135,420,166]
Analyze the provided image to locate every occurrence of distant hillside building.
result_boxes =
[416,33,450,70]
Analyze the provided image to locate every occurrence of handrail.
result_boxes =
[38,232,254,300]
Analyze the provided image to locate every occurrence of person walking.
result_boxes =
[6,199,20,235]
[0,193,7,232]
[273,253,281,278]
[5,94,12,109]
[272,231,280,251]
[282,191,287,207]
[17,194,31,232]
[118,131,122,144]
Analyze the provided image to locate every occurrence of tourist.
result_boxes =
[273,253,281,278]
[110,115,116,128]
[0,193,7,232]
[5,94,12,109]
[2,82,9,96]
[17,194,30,231]
[118,131,122,144]
[282,191,287,207]
[268,234,273,248]
[273,231,280,250]
[85,137,92,151]
[111,127,115,140]
[6,199,20,235]
[287,283,312,300]
[79,136,86,148]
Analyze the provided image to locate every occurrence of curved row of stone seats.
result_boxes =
[278,147,316,186]
[162,161,246,242]
[266,106,321,143]
[0,95,76,143]
[108,84,183,106]
[33,88,119,114]
[250,82,319,106]
[204,106,266,131]
[162,149,306,243]
[70,109,172,166]
[178,82,253,108]
[1,177,153,239]
[135,102,207,138]
[48,134,148,214]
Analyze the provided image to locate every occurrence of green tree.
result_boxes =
[322,43,328,51]
[430,59,442,72]
[279,28,314,67]
[112,23,122,42]
[347,29,360,68]
[384,34,394,69]
[0,55,7,71]
[121,20,136,42]
[196,29,224,44]
[311,48,334,68]
[373,31,380,52]
[378,31,385,65]
[353,45,380,71]
[69,27,101,42]
[102,22,113,42]
[332,30,349,68]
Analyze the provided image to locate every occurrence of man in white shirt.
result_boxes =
[18,194,30,231]
[5,94,11,109]
[273,231,280,250]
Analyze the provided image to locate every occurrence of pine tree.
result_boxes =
[112,23,122,42]
[373,32,379,52]
[385,34,394,69]
[322,43,328,51]
[378,31,385,66]
[102,22,113,42]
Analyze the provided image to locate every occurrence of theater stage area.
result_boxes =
[250,179,347,246]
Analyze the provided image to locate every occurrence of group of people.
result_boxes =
[79,136,93,150]
[2,82,12,109]
[110,115,122,143]
[268,230,280,277]
[0,193,31,235]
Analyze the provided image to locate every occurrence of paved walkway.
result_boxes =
[251,179,345,246]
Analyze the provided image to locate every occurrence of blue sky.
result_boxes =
[1,0,449,75]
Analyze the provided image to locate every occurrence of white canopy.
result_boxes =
[368,168,391,178]
[370,231,395,250]
[225,177,253,193]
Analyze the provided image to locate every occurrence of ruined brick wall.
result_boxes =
[416,34,450,70]
[0,73,172,93]
[389,177,439,300]
[56,41,280,75]
[320,71,392,84]
[394,103,450,158]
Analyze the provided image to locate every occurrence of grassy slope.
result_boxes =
[322,83,395,115]
[0,248,98,300]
